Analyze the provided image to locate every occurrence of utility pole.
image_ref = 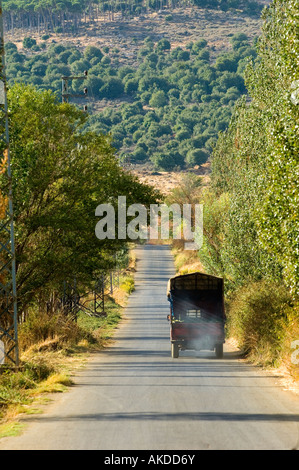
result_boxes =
[94,275,106,317]
[62,70,88,111]
[0,1,19,366]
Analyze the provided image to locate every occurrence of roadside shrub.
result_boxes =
[227,280,293,364]
[279,304,299,381]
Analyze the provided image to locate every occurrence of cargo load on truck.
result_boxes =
[167,272,226,358]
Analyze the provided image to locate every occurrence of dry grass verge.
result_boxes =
[0,249,137,436]
[226,280,299,390]
[0,271,135,437]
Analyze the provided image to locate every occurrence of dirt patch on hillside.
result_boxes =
[128,161,210,196]
[6,7,264,63]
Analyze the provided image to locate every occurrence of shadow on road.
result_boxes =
[22,410,299,423]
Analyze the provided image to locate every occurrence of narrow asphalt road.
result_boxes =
[1,245,299,450]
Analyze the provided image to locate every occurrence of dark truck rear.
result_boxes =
[167,272,225,358]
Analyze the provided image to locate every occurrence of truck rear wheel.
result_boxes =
[171,343,179,358]
[215,344,223,359]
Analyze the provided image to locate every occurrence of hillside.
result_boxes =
[4,6,266,192]
[5,7,264,72]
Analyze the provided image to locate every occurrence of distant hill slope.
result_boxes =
[4,6,266,174]
[3,1,268,36]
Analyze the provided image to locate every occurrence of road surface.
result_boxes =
[1,245,299,450]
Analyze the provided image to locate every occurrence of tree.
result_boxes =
[149,90,168,108]
[5,41,18,53]
[100,77,124,98]
[84,45,103,61]
[230,33,249,50]
[186,148,209,166]
[151,151,184,171]
[31,61,47,76]
[147,121,172,138]
[124,78,139,95]
[23,37,36,49]
[217,71,245,93]
[215,54,238,72]
[156,38,171,52]
[70,59,90,74]
[2,84,159,312]
[84,75,104,98]
[192,39,208,53]
[132,146,148,161]
[201,0,299,299]
[145,52,159,67]
[166,173,202,207]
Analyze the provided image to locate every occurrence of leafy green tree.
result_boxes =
[58,50,74,64]
[118,65,135,79]
[230,32,249,50]
[132,146,148,162]
[8,51,26,65]
[84,45,103,62]
[145,52,159,67]
[3,83,159,312]
[70,59,90,74]
[147,121,172,138]
[186,148,209,166]
[101,55,111,65]
[215,54,238,72]
[31,61,47,76]
[67,50,82,64]
[156,38,171,52]
[84,75,104,98]
[195,49,210,62]
[217,71,245,93]
[5,41,17,53]
[121,102,143,120]
[23,37,36,49]
[176,129,192,141]
[149,90,168,108]
[4,21,256,173]
[100,77,124,98]
[151,151,184,171]
[124,78,139,95]
[200,0,299,300]
[192,39,208,53]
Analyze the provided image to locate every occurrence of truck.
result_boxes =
[167,272,226,358]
